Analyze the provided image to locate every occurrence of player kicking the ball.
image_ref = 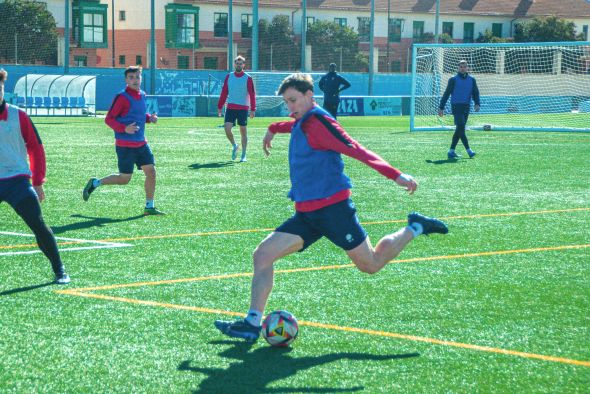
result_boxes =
[214,73,448,342]
[82,66,164,215]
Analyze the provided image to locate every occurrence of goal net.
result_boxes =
[411,42,590,132]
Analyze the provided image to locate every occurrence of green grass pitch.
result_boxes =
[0,115,589,392]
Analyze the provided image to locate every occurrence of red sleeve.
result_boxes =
[268,119,295,134]
[105,94,130,133]
[303,114,402,181]
[248,77,256,111]
[19,111,46,186]
[217,74,230,109]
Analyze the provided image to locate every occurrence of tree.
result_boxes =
[306,20,367,72]
[514,16,583,42]
[258,15,300,71]
[476,29,508,43]
[418,32,454,44]
[0,0,59,65]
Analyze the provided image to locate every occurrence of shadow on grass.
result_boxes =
[188,161,235,170]
[425,158,464,165]
[51,214,145,234]
[0,281,55,296]
[179,340,419,393]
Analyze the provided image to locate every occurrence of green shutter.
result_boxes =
[165,7,177,48]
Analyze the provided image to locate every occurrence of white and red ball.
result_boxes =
[261,310,299,347]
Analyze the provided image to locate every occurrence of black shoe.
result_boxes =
[214,318,261,342]
[408,212,449,235]
[83,178,98,201]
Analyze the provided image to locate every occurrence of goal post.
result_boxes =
[410,42,590,132]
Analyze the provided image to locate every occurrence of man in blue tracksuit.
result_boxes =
[318,63,351,119]
[438,60,480,159]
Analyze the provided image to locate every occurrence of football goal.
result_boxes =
[410,42,590,132]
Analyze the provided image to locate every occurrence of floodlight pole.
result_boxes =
[252,0,259,71]
[368,0,375,95]
[228,0,233,70]
[301,0,307,72]
[434,0,440,43]
[111,0,115,67]
[64,0,70,73]
[150,0,156,94]
[386,0,390,72]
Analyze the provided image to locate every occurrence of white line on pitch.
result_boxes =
[0,244,131,256]
[0,231,132,247]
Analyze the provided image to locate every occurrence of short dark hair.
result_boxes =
[0,68,7,82]
[124,65,142,77]
[277,73,314,95]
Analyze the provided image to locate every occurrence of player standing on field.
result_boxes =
[217,55,256,162]
[318,63,351,119]
[214,73,448,342]
[0,69,70,284]
[438,60,480,159]
[82,66,164,215]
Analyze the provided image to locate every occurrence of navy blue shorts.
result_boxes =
[116,144,155,174]
[0,177,38,208]
[276,199,368,252]
[451,104,470,126]
[224,108,248,126]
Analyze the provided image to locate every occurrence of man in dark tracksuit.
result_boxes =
[318,63,351,119]
[438,60,480,159]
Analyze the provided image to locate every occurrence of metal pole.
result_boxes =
[340,47,342,71]
[14,32,18,65]
[228,0,233,70]
[64,0,70,73]
[434,0,440,43]
[252,0,259,71]
[112,0,115,67]
[301,0,307,72]
[368,0,375,95]
[270,43,273,70]
[150,0,156,94]
[386,0,390,72]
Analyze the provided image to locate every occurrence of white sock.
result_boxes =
[92,179,101,187]
[245,310,263,327]
[145,200,155,209]
[408,222,423,238]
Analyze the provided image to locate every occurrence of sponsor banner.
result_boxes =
[363,97,402,116]
[337,98,364,116]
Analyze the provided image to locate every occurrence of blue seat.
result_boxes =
[52,96,61,108]
[42,97,53,115]
[15,96,25,107]
[69,96,79,108]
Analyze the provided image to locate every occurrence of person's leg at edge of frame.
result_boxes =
[13,196,70,283]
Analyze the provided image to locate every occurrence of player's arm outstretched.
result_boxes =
[304,115,417,194]
[263,120,295,156]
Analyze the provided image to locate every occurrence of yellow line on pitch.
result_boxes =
[300,321,590,367]
[97,207,590,243]
[60,243,590,292]
[3,207,587,248]
[53,289,590,368]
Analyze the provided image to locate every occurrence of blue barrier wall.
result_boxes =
[1,65,413,111]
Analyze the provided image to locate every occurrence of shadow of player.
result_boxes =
[188,161,235,170]
[179,340,419,393]
[50,214,145,234]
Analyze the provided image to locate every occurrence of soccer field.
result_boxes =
[1,115,589,392]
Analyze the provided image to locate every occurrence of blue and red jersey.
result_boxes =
[268,105,402,212]
[105,87,154,148]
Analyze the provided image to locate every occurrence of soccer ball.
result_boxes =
[261,310,299,347]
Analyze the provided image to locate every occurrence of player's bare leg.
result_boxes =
[347,228,414,274]
[239,125,248,162]
[224,122,239,160]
